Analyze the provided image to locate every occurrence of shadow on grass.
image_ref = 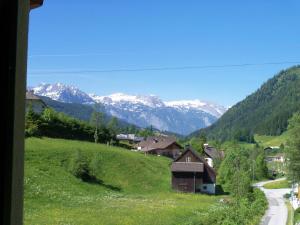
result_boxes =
[215,185,230,195]
[81,174,122,192]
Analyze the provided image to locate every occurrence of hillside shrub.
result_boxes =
[89,152,103,178]
[68,149,92,181]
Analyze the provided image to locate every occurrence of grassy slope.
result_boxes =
[255,131,290,148]
[263,179,290,189]
[25,138,220,225]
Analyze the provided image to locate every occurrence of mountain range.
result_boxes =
[31,83,227,135]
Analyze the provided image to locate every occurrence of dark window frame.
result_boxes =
[2,1,42,224]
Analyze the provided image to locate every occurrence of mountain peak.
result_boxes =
[32,82,94,104]
[90,92,165,108]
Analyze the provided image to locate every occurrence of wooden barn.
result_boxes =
[136,136,182,159]
[171,147,216,194]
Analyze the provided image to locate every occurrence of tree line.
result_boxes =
[25,104,159,144]
[25,106,120,144]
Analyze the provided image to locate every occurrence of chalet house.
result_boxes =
[171,147,216,194]
[26,90,47,113]
[203,144,225,168]
[136,136,182,159]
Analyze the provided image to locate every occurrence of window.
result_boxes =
[186,156,191,162]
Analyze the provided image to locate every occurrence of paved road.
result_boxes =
[254,179,290,225]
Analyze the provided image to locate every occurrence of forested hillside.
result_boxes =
[191,66,300,141]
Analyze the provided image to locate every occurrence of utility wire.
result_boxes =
[28,61,300,75]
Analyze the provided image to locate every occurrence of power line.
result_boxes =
[28,61,300,75]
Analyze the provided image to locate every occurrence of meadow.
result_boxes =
[254,131,290,148]
[24,138,222,225]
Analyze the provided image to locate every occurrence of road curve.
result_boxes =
[254,179,290,225]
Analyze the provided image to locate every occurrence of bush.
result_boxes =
[68,149,92,181]
[89,152,102,178]
[197,189,268,225]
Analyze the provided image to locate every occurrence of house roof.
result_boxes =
[171,162,204,172]
[26,91,46,106]
[173,147,216,181]
[137,136,182,152]
[204,146,225,159]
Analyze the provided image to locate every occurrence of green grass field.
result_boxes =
[255,131,290,148]
[24,137,222,225]
[263,179,290,189]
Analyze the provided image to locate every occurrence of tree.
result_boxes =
[218,144,251,197]
[90,111,104,143]
[138,126,155,138]
[190,133,207,154]
[41,107,57,122]
[25,105,41,137]
[285,113,300,183]
[108,117,119,133]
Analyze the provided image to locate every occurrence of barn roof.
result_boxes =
[171,162,204,172]
[138,136,182,152]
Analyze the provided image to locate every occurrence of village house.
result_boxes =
[203,144,225,168]
[26,90,47,113]
[136,136,182,159]
[171,147,216,194]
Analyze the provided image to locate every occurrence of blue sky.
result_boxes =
[28,1,300,106]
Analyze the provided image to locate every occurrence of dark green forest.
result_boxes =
[191,66,300,142]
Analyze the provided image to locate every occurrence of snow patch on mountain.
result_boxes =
[165,100,227,118]
[89,93,165,108]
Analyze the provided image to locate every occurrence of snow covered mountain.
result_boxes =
[31,83,227,135]
[165,100,226,118]
[32,83,94,104]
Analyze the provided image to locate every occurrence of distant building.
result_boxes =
[171,147,216,194]
[26,90,46,114]
[203,144,225,168]
[136,136,182,159]
[264,146,280,151]
[266,153,284,163]
[116,134,144,143]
